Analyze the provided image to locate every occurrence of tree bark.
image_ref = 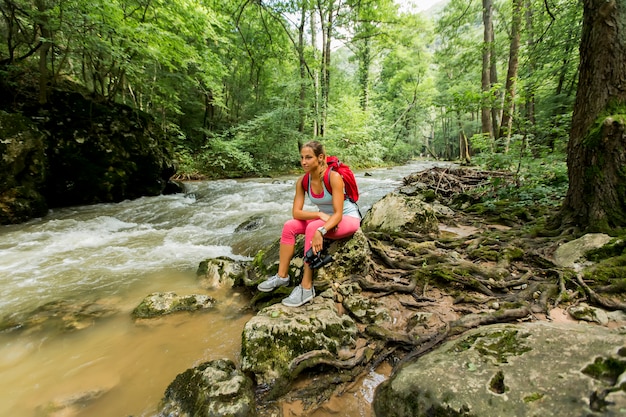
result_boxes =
[499,0,523,148]
[558,0,626,232]
[481,0,495,142]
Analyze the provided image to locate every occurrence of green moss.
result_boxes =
[523,392,544,403]
[489,370,507,394]
[503,247,525,262]
[468,246,500,262]
[582,356,626,385]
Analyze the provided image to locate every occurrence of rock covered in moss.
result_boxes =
[158,359,256,417]
[317,229,371,285]
[361,192,438,234]
[553,233,612,268]
[132,292,216,319]
[0,111,48,224]
[373,322,626,417]
[240,296,357,394]
[197,256,249,289]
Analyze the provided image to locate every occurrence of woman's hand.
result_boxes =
[318,212,330,222]
[311,230,324,254]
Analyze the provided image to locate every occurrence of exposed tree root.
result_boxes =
[271,167,626,413]
[576,273,626,311]
[448,306,532,336]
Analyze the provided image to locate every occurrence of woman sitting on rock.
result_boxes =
[257,141,361,307]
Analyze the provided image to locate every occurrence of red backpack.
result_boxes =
[302,156,359,203]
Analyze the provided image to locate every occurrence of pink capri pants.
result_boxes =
[281,216,361,253]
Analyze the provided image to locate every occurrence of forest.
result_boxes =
[0,0,578,173]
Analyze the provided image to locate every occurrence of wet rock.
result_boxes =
[240,295,357,395]
[37,388,110,417]
[373,322,626,417]
[361,192,438,234]
[132,292,216,319]
[158,359,256,417]
[553,233,612,268]
[197,256,248,288]
[0,299,118,333]
[235,214,266,233]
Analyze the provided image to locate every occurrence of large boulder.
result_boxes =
[158,359,256,417]
[0,111,48,224]
[38,91,176,207]
[373,322,626,417]
[240,294,357,396]
[361,192,439,234]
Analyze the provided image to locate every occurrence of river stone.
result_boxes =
[132,292,216,319]
[553,233,612,268]
[373,322,626,417]
[0,299,118,333]
[197,256,248,288]
[240,295,357,392]
[361,192,438,234]
[158,359,256,417]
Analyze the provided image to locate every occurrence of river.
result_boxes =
[0,160,444,417]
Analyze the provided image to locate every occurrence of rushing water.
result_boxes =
[0,160,444,417]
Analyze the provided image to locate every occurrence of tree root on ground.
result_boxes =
[576,273,626,311]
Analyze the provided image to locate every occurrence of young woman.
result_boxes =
[257,141,361,307]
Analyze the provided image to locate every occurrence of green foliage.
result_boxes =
[470,149,568,211]
[0,0,586,182]
[195,137,257,179]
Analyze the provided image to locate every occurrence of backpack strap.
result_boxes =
[322,167,333,196]
[302,168,334,196]
[302,173,310,194]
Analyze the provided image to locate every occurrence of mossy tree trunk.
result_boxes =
[558,0,626,232]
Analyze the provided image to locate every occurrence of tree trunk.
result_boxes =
[524,0,536,127]
[358,36,371,111]
[558,0,626,232]
[35,0,51,105]
[481,0,494,142]
[499,0,523,149]
[311,9,320,137]
[317,0,335,138]
[298,5,307,134]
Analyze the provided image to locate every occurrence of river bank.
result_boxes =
[0,161,444,417]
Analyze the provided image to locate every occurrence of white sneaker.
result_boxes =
[257,274,290,292]
[281,285,315,307]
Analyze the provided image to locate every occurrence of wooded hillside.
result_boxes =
[0,0,580,178]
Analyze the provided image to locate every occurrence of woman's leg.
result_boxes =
[278,218,308,277]
[326,215,361,239]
